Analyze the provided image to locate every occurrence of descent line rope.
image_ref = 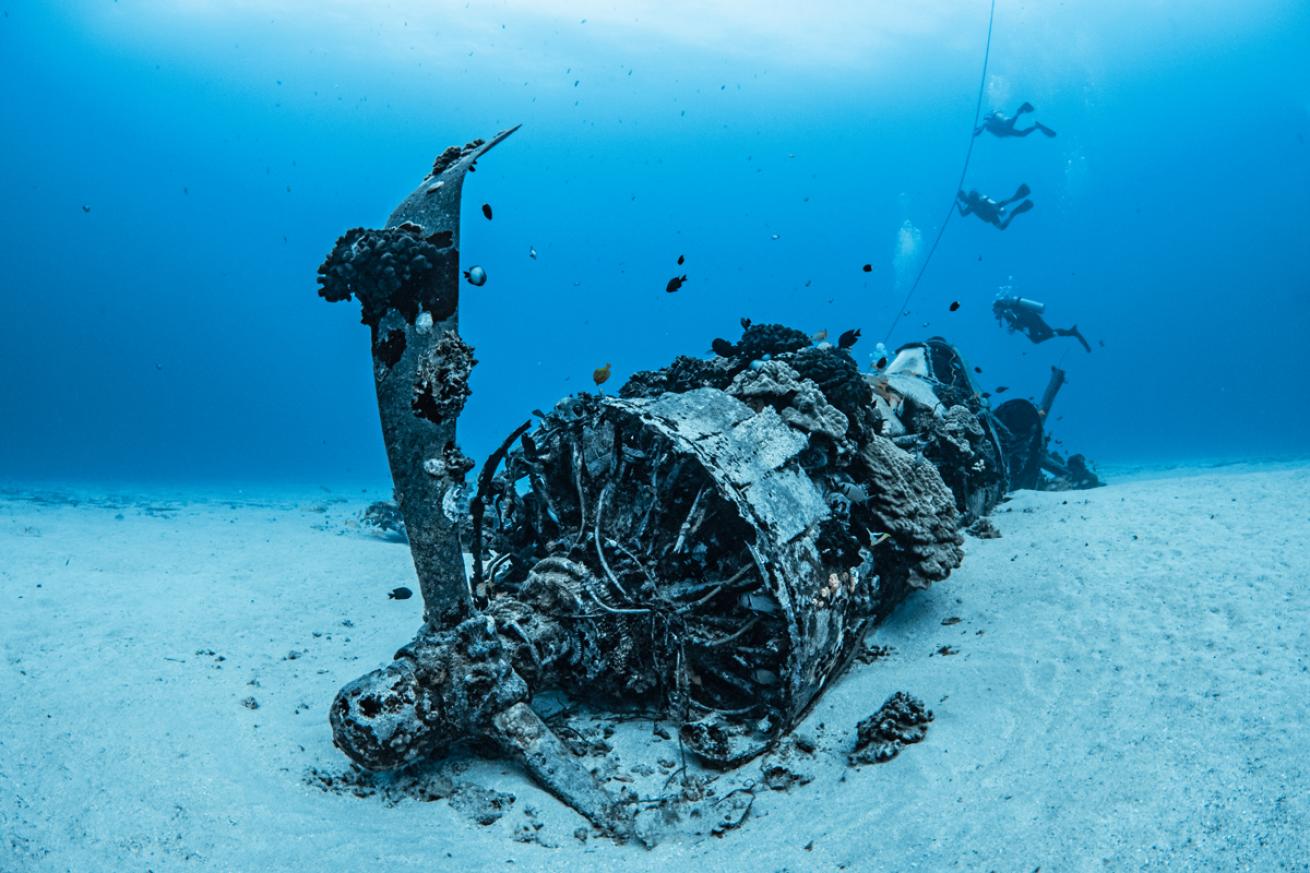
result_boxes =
[880,0,998,346]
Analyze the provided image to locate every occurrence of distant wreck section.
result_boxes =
[315,128,1099,840]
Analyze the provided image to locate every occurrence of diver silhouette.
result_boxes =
[956,184,1034,230]
[975,102,1057,139]
[993,296,1090,352]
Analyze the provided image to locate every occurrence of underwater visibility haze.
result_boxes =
[2,0,1308,484]
[3,2,1310,871]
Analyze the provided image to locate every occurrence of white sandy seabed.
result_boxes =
[2,462,1308,873]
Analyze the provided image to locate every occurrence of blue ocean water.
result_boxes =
[2,1,1307,488]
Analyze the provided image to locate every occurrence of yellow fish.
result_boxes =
[592,362,612,387]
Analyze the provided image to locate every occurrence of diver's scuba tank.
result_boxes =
[994,279,1045,316]
[995,294,1045,315]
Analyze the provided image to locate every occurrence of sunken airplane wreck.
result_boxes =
[315,127,1099,840]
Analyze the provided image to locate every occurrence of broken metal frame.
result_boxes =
[315,128,1088,839]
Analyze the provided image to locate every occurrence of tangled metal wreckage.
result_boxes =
[315,127,1100,840]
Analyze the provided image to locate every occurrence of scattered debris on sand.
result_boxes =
[710,788,755,837]
[306,762,514,827]
[307,762,454,804]
[857,642,895,664]
[849,692,934,766]
[760,747,815,792]
[359,501,406,542]
[449,784,517,826]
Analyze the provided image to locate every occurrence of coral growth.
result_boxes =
[734,322,811,360]
[431,138,486,177]
[858,437,964,593]
[919,404,1004,521]
[317,226,456,326]
[412,331,477,424]
[848,691,933,765]
[727,361,851,448]
[786,346,873,428]
[619,355,737,399]
[612,322,963,602]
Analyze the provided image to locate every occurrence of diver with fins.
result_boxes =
[975,102,1057,139]
[956,184,1034,230]
[993,295,1090,352]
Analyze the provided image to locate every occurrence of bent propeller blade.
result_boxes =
[317,125,520,626]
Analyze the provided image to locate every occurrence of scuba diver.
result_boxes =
[975,102,1057,139]
[956,184,1034,230]
[993,295,1091,352]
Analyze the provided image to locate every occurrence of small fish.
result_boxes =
[770,233,780,240]
[811,329,828,343]
[665,274,687,293]
[875,356,888,369]
[981,392,991,399]
[81,205,91,213]
[529,246,537,260]
[862,263,872,273]
[739,317,752,330]
[995,386,1009,394]
[388,586,413,600]
[593,362,612,386]
[949,301,960,312]
[463,265,487,286]
[481,203,493,220]
[711,338,736,357]
[974,366,982,373]
[677,254,685,265]
[837,328,861,350]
